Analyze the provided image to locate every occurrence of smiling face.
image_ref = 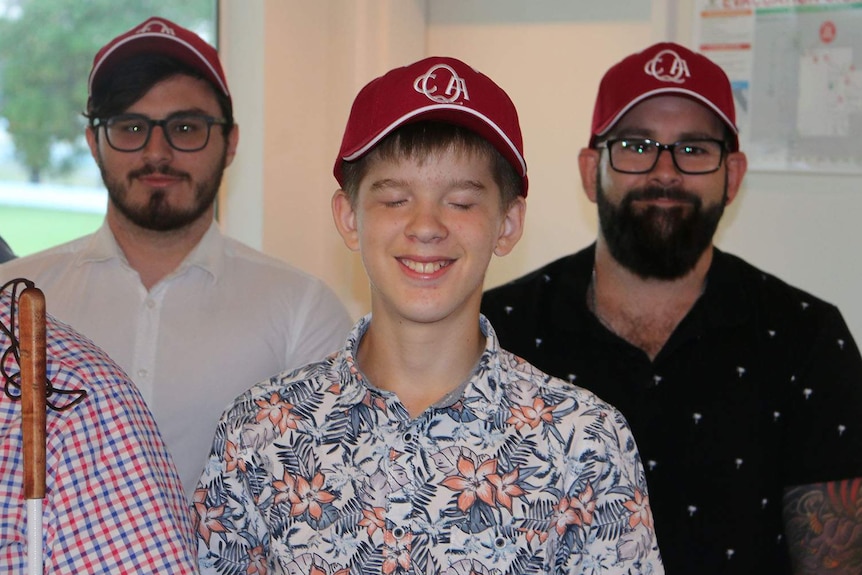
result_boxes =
[579,95,747,279]
[333,144,525,328]
[87,74,238,233]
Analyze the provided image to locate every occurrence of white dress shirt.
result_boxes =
[0,221,353,495]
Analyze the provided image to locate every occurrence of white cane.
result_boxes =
[20,287,46,575]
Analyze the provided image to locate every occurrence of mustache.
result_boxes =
[625,186,700,204]
[129,164,190,180]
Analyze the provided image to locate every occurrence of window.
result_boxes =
[0,0,217,257]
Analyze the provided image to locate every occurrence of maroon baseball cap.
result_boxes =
[334,56,528,196]
[590,42,738,151]
[88,17,230,106]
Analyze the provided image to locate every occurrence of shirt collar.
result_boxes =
[543,244,753,351]
[336,314,508,420]
[76,222,122,263]
[570,243,752,330]
[76,220,225,282]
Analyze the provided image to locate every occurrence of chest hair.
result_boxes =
[600,308,681,360]
[588,278,694,360]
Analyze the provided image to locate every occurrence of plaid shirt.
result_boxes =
[0,289,197,574]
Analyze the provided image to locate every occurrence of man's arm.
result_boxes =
[45,375,198,573]
[0,234,14,263]
[784,479,862,574]
[193,390,271,574]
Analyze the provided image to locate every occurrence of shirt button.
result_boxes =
[392,527,405,539]
[402,431,414,443]
[137,368,149,378]
[145,299,156,309]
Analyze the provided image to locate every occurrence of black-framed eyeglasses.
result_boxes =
[596,137,727,175]
[93,113,228,152]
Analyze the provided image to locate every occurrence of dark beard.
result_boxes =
[596,179,726,280]
[100,156,226,232]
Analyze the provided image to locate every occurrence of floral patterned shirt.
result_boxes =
[194,315,664,575]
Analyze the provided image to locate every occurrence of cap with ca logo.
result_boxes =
[335,56,528,196]
[590,42,738,151]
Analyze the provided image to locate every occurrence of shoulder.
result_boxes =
[706,250,858,371]
[481,247,593,345]
[220,236,337,292]
[0,235,91,280]
[498,346,628,423]
[712,249,842,321]
[44,314,164,442]
[217,237,349,327]
[46,313,136,396]
[221,235,306,275]
[219,353,341,424]
[485,246,592,301]
[494,349,643,470]
[481,246,592,326]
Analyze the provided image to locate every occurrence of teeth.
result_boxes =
[402,259,448,274]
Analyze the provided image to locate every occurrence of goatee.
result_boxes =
[596,180,726,279]
[99,156,225,232]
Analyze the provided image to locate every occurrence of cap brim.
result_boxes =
[593,87,739,149]
[343,104,527,177]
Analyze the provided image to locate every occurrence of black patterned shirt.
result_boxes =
[481,244,862,574]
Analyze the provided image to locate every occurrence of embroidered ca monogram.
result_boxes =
[643,49,691,84]
[413,64,470,104]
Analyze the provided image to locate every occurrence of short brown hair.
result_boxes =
[339,121,522,208]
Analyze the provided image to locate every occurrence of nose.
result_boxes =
[405,201,447,243]
[141,125,173,164]
[649,146,683,186]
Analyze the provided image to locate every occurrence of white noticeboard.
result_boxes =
[692,0,862,173]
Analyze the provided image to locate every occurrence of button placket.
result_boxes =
[384,422,421,549]
[131,287,164,405]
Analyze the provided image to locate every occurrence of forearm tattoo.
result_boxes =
[783,479,862,573]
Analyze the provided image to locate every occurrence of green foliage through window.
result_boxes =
[0,0,216,183]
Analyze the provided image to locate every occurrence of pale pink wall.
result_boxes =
[220,1,862,343]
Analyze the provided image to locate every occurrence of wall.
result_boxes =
[220,0,428,319]
[219,0,862,343]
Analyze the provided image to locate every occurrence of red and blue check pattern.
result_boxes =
[0,295,197,574]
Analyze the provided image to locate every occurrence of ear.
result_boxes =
[494,196,526,256]
[224,124,240,168]
[332,189,360,251]
[578,147,600,203]
[723,151,747,206]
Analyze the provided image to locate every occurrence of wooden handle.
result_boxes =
[20,287,46,500]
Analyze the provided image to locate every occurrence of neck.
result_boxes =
[107,208,213,291]
[356,309,485,418]
[590,239,712,359]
